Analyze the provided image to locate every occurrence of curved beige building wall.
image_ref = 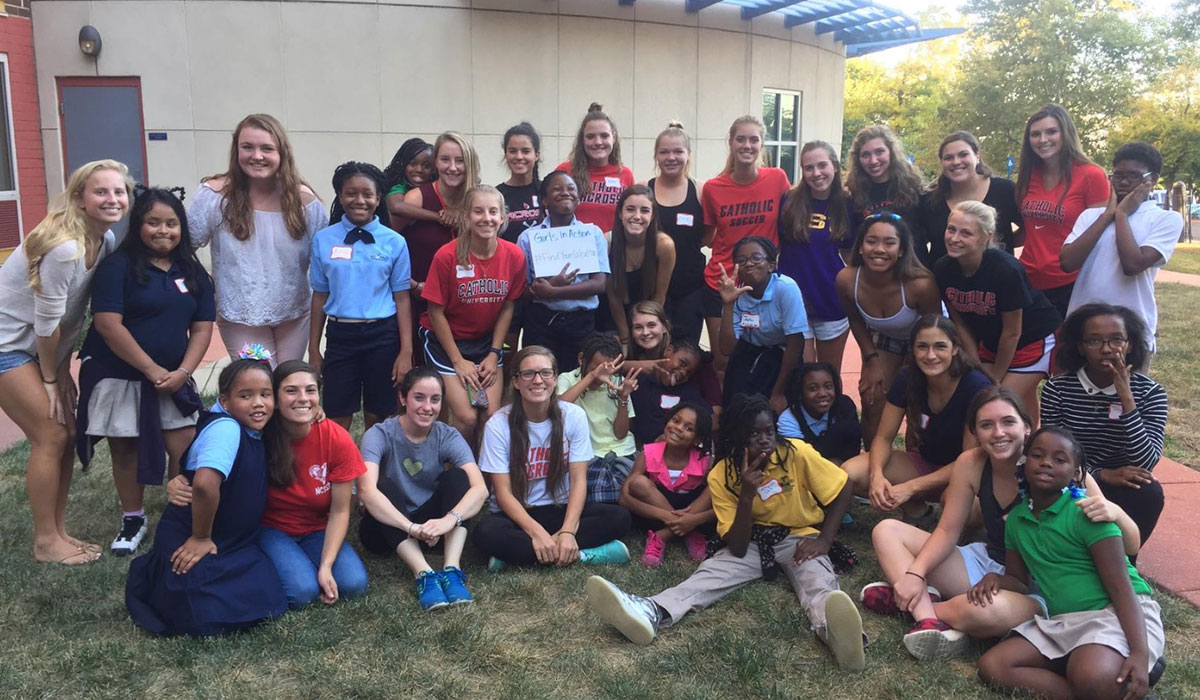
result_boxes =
[31,0,846,202]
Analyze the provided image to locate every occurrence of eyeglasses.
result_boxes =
[1109,171,1151,184]
[733,253,769,266]
[865,212,902,223]
[1081,337,1128,349]
[516,368,556,381]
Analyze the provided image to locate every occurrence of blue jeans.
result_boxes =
[257,526,369,609]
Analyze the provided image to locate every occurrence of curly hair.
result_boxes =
[714,393,791,490]
[1054,303,1149,374]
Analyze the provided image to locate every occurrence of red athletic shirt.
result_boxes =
[261,420,366,537]
[701,167,791,291]
[1019,161,1109,290]
[420,239,528,340]
[554,162,635,230]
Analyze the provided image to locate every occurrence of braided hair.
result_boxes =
[383,138,434,194]
[714,393,792,490]
[329,161,390,229]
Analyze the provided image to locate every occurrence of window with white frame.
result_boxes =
[761,89,801,183]
[0,56,15,194]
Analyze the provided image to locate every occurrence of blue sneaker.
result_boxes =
[487,557,507,572]
[416,570,448,611]
[440,566,473,605]
[579,539,631,565]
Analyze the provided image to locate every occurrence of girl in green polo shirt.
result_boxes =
[974,427,1164,700]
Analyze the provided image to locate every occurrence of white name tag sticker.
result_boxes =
[1108,403,1123,420]
[659,394,681,410]
[604,177,621,188]
[331,246,353,261]
[919,413,930,430]
[173,278,189,293]
[676,213,694,227]
[757,479,783,501]
[531,195,539,207]
[455,264,475,279]
[740,313,761,330]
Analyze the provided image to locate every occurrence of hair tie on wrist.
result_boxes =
[905,570,926,582]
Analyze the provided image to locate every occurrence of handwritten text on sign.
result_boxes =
[528,225,603,278]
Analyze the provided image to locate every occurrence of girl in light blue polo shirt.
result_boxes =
[308,162,412,432]
[716,236,809,412]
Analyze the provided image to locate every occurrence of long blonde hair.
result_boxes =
[722,115,766,175]
[205,114,314,242]
[455,185,507,266]
[24,160,133,291]
[433,131,481,216]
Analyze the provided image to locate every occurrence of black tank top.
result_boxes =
[978,458,1019,563]
[651,177,704,297]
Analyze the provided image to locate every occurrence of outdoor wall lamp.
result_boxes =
[78,25,102,58]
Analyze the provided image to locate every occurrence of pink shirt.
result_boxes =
[643,442,710,493]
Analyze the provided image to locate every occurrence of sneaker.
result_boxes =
[579,539,631,565]
[683,530,708,562]
[585,575,661,645]
[822,590,866,671]
[487,557,507,573]
[439,566,473,605]
[903,618,969,661]
[859,581,942,617]
[110,515,147,556]
[641,531,665,567]
[841,512,856,529]
[415,570,449,611]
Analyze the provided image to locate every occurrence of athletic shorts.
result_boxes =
[811,317,850,342]
[979,332,1055,376]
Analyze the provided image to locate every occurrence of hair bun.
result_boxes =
[667,120,685,129]
[588,102,604,113]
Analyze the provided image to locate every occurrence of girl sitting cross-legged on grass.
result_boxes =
[864,386,1139,662]
[976,427,1166,700]
[165,358,371,612]
[585,393,867,671]
[127,356,287,636]
[356,367,489,611]
[619,401,716,567]
[472,346,632,570]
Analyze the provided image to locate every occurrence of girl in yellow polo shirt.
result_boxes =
[974,427,1165,700]
[584,394,867,671]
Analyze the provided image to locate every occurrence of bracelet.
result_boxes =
[489,347,503,358]
[905,570,926,582]
[178,366,192,376]
[41,377,58,384]
[556,529,577,538]
[863,351,880,362]
[407,522,415,536]
[449,509,464,528]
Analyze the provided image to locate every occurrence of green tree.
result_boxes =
[1111,59,1200,188]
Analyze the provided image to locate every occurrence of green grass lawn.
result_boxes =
[1164,243,1200,277]
[3,286,1200,698]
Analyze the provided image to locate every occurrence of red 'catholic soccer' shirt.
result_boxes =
[261,419,366,537]
[420,239,528,340]
[1019,161,1109,290]
[701,167,791,291]
[554,162,635,230]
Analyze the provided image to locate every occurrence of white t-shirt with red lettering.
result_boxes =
[479,401,593,510]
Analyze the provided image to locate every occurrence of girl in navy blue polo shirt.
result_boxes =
[308,162,413,432]
[77,187,215,557]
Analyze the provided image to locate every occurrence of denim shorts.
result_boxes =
[959,541,1049,616]
[811,317,851,342]
[0,350,35,376]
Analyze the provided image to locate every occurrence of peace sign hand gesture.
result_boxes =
[718,263,752,306]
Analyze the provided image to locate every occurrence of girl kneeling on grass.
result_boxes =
[473,346,632,570]
[585,394,867,671]
[356,367,488,611]
[166,359,370,611]
[864,386,1139,661]
[619,402,715,567]
[127,357,287,636]
[976,427,1165,700]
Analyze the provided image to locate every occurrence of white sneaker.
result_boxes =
[823,590,866,671]
[585,575,660,646]
[110,515,147,556]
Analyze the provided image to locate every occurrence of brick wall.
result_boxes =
[0,9,48,245]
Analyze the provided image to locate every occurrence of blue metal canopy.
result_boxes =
[619,0,964,57]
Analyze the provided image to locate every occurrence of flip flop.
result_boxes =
[54,547,102,566]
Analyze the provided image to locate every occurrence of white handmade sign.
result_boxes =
[527,225,603,278]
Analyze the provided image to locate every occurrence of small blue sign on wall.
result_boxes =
[148,132,168,141]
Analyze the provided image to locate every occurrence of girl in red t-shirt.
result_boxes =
[167,360,368,609]
[555,103,635,229]
[421,185,527,449]
[1016,104,1110,316]
[700,115,791,371]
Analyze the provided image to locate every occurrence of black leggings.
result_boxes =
[360,468,471,554]
[472,503,631,565]
[1097,475,1164,558]
[630,483,716,537]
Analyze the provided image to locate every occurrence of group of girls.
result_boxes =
[0,98,1175,698]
